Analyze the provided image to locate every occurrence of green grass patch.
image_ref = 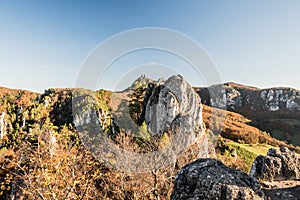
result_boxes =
[227,143,256,173]
[227,141,276,156]
[227,141,278,173]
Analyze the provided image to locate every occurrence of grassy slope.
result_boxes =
[202,104,300,172]
[227,141,275,157]
[202,104,300,152]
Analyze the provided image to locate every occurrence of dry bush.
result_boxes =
[1,130,104,199]
[0,126,208,200]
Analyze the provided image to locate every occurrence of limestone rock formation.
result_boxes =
[195,82,300,147]
[145,75,205,140]
[96,108,111,131]
[0,112,7,140]
[250,147,300,181]
[171,158,264,200]
[127,74,154,91]
[196,82,300,112]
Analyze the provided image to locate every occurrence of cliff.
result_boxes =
[196,82,300,146]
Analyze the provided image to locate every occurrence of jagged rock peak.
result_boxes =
[171,158,264,200]
[130,74,154,89]
[145,74,205,139]
[250,147,300,181]
[223,82,260,90]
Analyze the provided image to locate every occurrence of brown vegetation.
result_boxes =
[0,86,299,199]
[202,105,300,153]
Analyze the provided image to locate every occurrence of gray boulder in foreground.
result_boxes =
[250,147,300,181]
[171,158,264,200]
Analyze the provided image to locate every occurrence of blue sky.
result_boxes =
[0,0,299,92]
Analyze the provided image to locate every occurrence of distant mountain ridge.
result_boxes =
[195,82,300,112]
[195,82,300,146]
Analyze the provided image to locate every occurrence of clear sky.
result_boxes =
[0,0,299,92]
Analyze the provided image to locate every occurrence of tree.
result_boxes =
[129,86,146,125]
[136,121,150,143]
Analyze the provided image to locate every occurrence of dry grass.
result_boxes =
[202,105,300,153]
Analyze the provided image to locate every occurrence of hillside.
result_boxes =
[202,104,299,151]
[0,81,298,154]
[196,82,300,146]
[202,104,300,172]
[0,77,299,199]
[0,86,38,111]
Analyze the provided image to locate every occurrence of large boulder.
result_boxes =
[171,158,264,200]
[250,147,300,181]
[145,74,205,140]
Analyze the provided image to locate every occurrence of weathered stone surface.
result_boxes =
[250,147,300,181]
[196,82,300,112]
[0,112,7,140]
[96,108,111,131]
[171,158,264,200]
[145,74,205,139]
[196,83,300,147]
[262,180,300,200]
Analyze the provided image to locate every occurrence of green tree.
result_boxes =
[128,86,146,124]
[137,121,150,142]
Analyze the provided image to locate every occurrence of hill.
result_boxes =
[0,77,299,199]
[196,82,300,146]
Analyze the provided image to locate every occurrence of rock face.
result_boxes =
[196,82,300,112]
[171,158,264,200]
[0,112,7,140]
[96,108,111,131]
[250,147,300,181]
[129,74,154,90]
[195,82,300,146]
[145,75,205,139]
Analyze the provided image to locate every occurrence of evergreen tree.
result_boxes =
[128,86,146,124]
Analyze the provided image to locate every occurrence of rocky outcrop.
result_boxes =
[96,108,111,131]
[171,158,264,200]
[128,74,154,91]
[0,112,7,140]
[262,181,300,200]
[195,82,300,146]
[250,147,300,181]
[145,75,205,139]
[196,82,300,112]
